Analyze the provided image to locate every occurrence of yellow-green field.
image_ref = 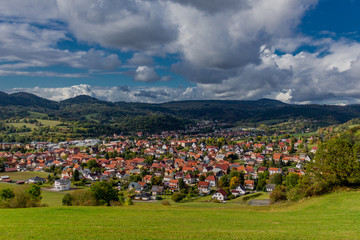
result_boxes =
[0,171,48,181]
[0,187,360,239]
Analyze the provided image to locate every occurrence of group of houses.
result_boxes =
[0,133,315,201]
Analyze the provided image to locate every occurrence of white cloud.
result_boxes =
[7,84,206,103]
[3,0,360,104]
[133,66,160,83]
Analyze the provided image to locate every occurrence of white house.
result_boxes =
[212,189,228,202]
[266,184,276,192]
[54,179,71,191]
[231,185,246,197]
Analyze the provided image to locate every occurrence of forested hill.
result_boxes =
[2,91,360,133]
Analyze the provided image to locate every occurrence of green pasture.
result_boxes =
[0,189,360,239]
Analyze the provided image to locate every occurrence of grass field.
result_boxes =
[0,172,48,181]
[0,190,360,239]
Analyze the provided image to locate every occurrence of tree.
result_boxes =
[125,197,133,206]
[62,194,72,206]
[229,176,240,189]
[72,170,80,181]
[178,178,185,190]
[171,192,184,202]
[0,158,5,172]
[309,131,360,186]
[269,173,283,186]
[151,176,162,186]
[286,173,300,189]
[90,181,119,206]
[0,188,15,200]
[27,184,42,201]
[87,159,98,170]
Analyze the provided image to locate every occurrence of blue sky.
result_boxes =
[0,0,360,104]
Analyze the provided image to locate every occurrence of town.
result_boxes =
[0,128,318,204]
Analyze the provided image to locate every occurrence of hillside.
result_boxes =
[2,92,360,135]
[0,190,360,239]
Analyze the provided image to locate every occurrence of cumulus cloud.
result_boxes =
[2,0,360,104]
[7,84,205,103]
[133,66,160,83]
[56,0,178,51]
[127,53,154,67]
[0,22,121,77]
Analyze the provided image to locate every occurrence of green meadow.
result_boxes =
[0,189,360,239]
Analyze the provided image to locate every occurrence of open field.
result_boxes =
[0,190,360,239]
[0,171,48,181]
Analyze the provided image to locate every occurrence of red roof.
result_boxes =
[198,181,210,187]
[205,175,216,181]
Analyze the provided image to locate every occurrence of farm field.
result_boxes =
[0,190,360,239]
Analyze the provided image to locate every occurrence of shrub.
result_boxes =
[162,200,171,206]
[125,197,133,206]
[156,196,162,200]
[228,194,236,200]
[90,181,119,206]
[62,194,72,206]
[305,181,331,197]
[171,193,184,202]
[70,189,96,206]
[286,187,304,202]
[270,186,287,204]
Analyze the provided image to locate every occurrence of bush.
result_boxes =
[305,181,331,197]
[70,189,96,206]
[171,192,184,202]
[7,186,42,208]
[162,200,171,206]
[270,186,287,204]
[156,196,162,200]
[125,197,133,206]
[228,194,236,200]
[62,194,72,206]
[90,181,119,206]
[286,187,304,201]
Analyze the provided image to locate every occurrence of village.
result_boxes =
[0,129,318,203]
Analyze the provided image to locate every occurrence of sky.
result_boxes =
[1,0,360,104]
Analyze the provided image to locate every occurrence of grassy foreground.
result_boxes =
[0,191,360,239]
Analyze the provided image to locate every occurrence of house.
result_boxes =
[128,182,141,191]
[231,185,246,197]
[244,180,254,190]
[212,189,228,202]
[184,174,195,185]
[134,192,151,201]
[137,182,149,192]
[151,185,164,195]
[54,179,71,191]
[28,176,46,184]
[205,175,217,187]
[266,184,276,192]
[142,175,152,184]
[169,179,179,191]
[269,167,282,175]
[198,181,210,195]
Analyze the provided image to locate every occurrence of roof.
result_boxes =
[216,188,228,197]
[205,175,216,181]
[198,181,210,187]
[55,179,71,185]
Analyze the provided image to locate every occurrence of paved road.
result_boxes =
[248,199,270,206]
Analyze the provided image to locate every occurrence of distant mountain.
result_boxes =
[60,95,112,106]
[0,91,58,109]
[2,92,360,133]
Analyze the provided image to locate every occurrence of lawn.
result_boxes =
[0,190,360,239]
[0,171,49,181]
